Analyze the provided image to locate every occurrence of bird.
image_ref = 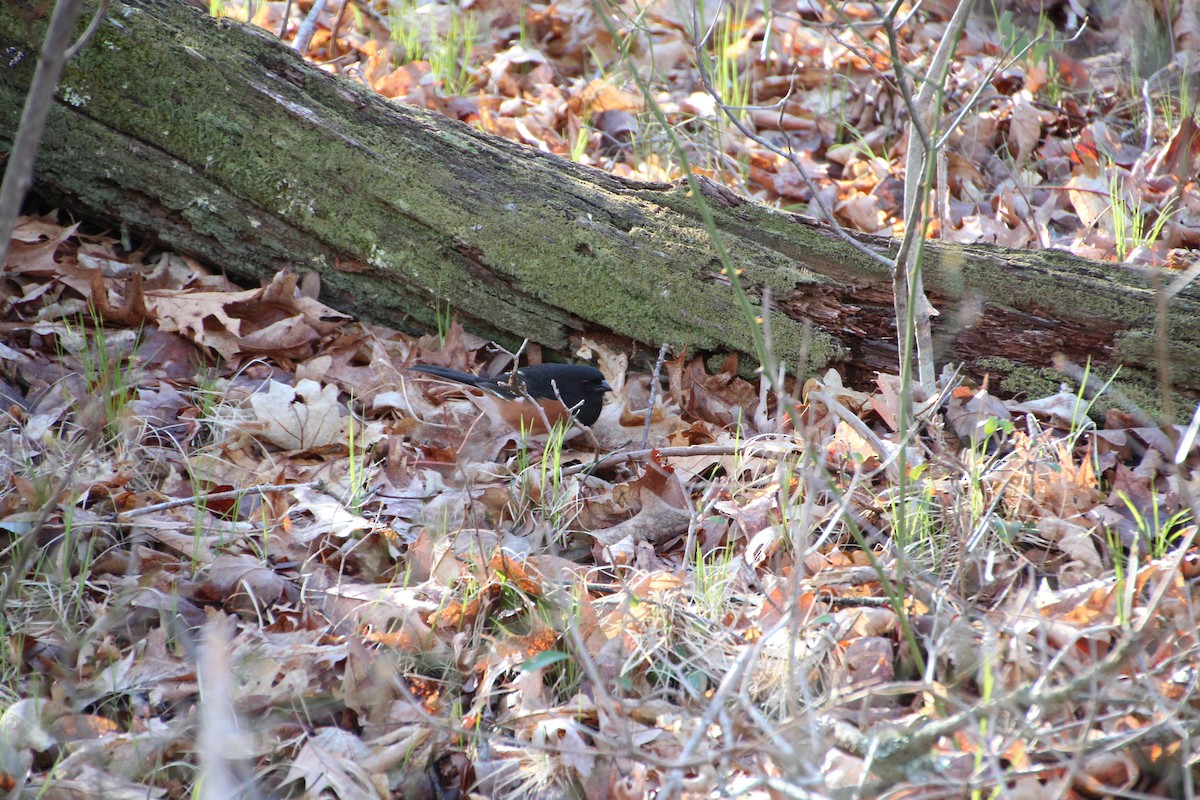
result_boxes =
[406,363,612,431]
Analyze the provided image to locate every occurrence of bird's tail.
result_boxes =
[406,364,483,386]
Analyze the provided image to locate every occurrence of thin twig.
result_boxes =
[890,0,978,390]
[660,613,798,796]
[641,343,670,449]
[278,0,293,39]
[116,481,320,521]
[561,441,799,476]
[347,0,392,38]
[64,0,110,60]
[293,0,331,55]
[0,0,87,265]
[328,0,348,71]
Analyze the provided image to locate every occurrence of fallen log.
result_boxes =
[2,0,1197,417]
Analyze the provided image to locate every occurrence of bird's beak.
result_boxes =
[599,380,613,392]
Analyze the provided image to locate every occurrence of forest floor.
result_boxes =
[2,0,1200,797]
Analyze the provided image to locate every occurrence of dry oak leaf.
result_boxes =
[196,553,293,608]
[26,765,168,799]
[287,484,388,544]
[844,636,895,688]
[569,78,644,113]
[0,699,54,790]
[945,385,1013,447]
[1009,385,1093,430]
[591,456,691,549]
[282,728,379,798]
[1035,516,1104,584]
[1007,92,1044,166]
[144,286,258,360]
[145,271,349,361]
[4,218,78,274]
[244,379,382,451]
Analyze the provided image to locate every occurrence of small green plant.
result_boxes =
[961,414,1013,528]
[181,368,259,564]
[1062,360,1119,454]
[429,11,478,96]
[519,645,582,705]
[63,514,107,632]
[570,118,593,163]
[511,419,575,545]
[389,0,477,95]
[835,120,884,163]
[708,0,752,122]
[1154,79,1196,141]
[344,392,372,516]
[693,539,736,621]
[824,70,855,146]
[702,0,755,185]
[187,366,225,451]
[517,8,529,49]
[190,367,222,421]
[1184,74,1198,120]
[994,8,1058,101]
[1115,490,1192,559]
[188,477,214,565]
[1108,167,1178,261]
[1107,525,1136,626]
[434,298,453,347]
[1130,196,1178,259]
[388,0,425,63]
[887,465,939,557]
[60,312,141,445]
[537,422,568,498]
[14,453,58,512]
[969,637,1004,800]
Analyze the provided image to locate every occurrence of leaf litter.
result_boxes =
[7,0,1200,794]
[2,211,1200,798]
[227,0,1200,269]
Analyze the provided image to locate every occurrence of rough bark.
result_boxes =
[2,0,1198,416]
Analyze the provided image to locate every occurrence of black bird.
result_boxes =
[407,363,612,430]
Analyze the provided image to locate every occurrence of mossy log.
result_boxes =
[2,0,1198,416]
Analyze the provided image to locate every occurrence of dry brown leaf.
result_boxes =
[1067,171,1118,233]
[243,379,378,451]
[4,218,78,274]
[592,456,691,549]
[1007,92,1043,166]
[570,78,644,113]
[282,728,377,797]
[843,636,894,689]
[1036,516,1104,584]
[0,699,53,788]
[197,553,293,608]
[945,385,1013,447]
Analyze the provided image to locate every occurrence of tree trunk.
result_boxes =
[2,0,1197,417]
